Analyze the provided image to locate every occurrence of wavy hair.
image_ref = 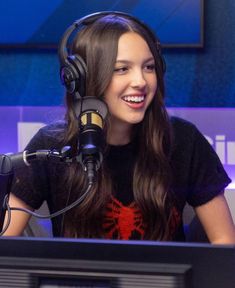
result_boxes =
[59,14,173,240]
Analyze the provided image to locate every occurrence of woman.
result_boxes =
[4,12,235,243]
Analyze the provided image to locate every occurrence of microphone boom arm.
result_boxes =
[0,146,91,235]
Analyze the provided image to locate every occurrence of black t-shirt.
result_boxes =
[11,117,231,240]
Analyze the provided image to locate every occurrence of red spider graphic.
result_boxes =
[103,197,145,240]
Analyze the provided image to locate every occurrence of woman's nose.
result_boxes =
[130,69,147,89]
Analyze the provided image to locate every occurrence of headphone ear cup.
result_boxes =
[60,61,77,94]
[60,54,87,98]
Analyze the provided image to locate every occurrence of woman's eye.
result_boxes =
[145,64,156,72]
[114,67,128,74]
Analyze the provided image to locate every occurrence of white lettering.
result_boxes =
[215,135,226,164]
[227,142,235,165]
[204,134,235,165]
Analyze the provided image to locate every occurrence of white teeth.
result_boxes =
[123,96,144,103]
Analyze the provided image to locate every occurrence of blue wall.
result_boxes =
[0,0,234,107]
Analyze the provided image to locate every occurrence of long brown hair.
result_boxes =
[60,14,173,240]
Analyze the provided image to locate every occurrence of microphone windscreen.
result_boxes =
[73,96,108,119]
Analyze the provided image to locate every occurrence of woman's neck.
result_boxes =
[107,121,133,146]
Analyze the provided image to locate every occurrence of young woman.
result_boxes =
[4,12,235,243]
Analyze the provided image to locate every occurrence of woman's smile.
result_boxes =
[104,31,157,143]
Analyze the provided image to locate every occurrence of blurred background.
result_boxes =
[0,0,234,220]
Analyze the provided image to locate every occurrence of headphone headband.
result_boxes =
[58,11,166,99]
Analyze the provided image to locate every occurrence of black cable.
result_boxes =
[0,183,92,236]
[12,183,92,219]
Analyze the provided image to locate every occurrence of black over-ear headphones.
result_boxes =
[58,11,166,99]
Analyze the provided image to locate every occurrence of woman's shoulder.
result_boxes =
[170,116,201,143]
[170,116,197,132]
[38,120,67,137]
[169,116,211,157]
[25,120,67,151]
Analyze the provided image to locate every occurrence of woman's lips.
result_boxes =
[122,94,145,109]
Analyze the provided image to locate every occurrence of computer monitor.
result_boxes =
[0,237,234,288]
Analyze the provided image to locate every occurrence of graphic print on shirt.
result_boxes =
[103,196,182,240]
[103,196,145,240]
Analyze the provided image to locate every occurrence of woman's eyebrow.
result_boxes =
[115,57,155,64]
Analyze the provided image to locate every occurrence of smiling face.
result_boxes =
[104,32,157,144]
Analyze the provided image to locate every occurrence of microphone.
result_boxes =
[0,96,107,231]
[73,96,108,183]
[0,147,84,234]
